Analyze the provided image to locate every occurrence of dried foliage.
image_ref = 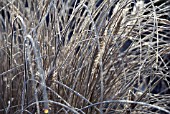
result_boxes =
[0,0,170,113]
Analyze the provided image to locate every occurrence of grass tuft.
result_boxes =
[0,0,170,113]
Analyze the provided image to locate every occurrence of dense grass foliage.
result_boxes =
[0,0,170,113]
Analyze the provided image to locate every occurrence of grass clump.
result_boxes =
[0,0,170,113]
